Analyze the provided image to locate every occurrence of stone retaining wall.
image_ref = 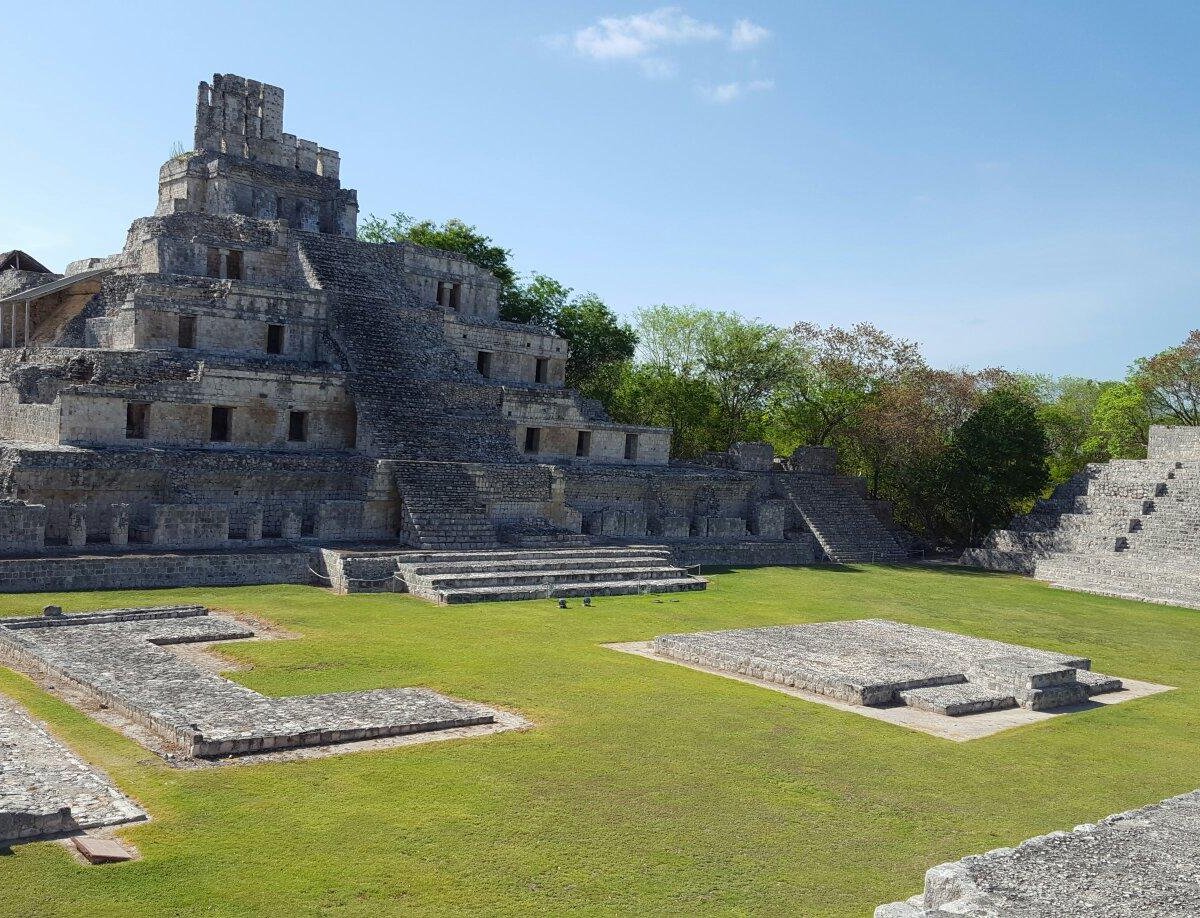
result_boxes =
[0,549,309,593]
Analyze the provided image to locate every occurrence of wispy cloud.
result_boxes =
[569,8,721,61]
[730,18,771,51]
[698,78,775,104]
[550,7,774,98]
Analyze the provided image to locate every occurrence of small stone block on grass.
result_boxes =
[73,835,134,864]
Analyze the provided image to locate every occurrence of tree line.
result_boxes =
[360,212,1200,548]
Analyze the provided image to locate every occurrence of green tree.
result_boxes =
[934,388,1050,545]
[1084,381,1151,459]
[767,322,924,449]
[555,293,637,387]
[1131,329,1200,425]
[1033,376,1110,484]
[596,362,722,459]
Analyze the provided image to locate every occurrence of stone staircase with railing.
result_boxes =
[963,459,1200,608]
[322,545,707,602]
[775,473,909,563]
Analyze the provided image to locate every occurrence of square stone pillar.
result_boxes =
[67,503,88,548]
[109,504,130,547]
[244,508,264,542]
[281,508,302,541]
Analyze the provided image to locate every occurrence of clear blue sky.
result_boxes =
[3,1,1198,379]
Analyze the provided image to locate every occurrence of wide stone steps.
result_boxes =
[436,576,707,604]
[423,564,691,591]
[388,546,705,603]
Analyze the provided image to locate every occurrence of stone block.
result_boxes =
[315,500,363,540]
[649,514,691,539]
[148,504,228,549]
[790,446,837,475]
[281,508,302,540]
[0,500,47,553]
[109,504,130,547]
[244,508,264,542]
[750,501,787,539]
[67,503,88,548]
[728,441,774,471]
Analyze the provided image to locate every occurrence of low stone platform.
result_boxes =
[1,693,146,846]
[650,620,1123,715]
[877,789,1200,917]
[0,605,497,758]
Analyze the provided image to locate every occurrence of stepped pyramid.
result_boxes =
[0,73,908,598]
[963,425,1200,608]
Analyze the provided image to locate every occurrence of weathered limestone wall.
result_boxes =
[0,550,310,592]
[2,448,390,543]
[1147,424,1200,459]
[396,242,501,318]
[55,367,355,451]
[0,500,47,553]
[446,314,568,385]
[0,388,61,443]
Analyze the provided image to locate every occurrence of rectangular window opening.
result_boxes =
[288,410,308,442]
[576,430,591,458]
[225,250,243,280]
[206,247,221,279]
[266,323,285,354]
[535,357,549,384]
[125,402,149,440]
[177,315,197,349]
[624,433,639,461]
[210,405,232,443]
[449,283,462,309]
[476,351,493,377]
[436,281,448,306]
[523,427,541,454]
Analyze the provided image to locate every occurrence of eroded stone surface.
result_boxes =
[652,619,1122,716]
[0,605,495,758]
[877,790,1200,917]
[0,692,146,845]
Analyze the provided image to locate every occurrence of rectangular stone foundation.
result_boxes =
[651,619,1123,717]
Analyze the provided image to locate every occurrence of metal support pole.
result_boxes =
[23,300,29,346]
[8,302,14,349]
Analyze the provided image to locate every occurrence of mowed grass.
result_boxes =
[1,565,1199,917]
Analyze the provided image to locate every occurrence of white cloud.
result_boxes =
[730,18,770,50]
[699,78,775,104]
[570,7,722,61]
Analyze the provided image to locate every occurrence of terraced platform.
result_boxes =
[324,545,708,602]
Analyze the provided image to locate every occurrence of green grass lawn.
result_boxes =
[1,565,1198,917]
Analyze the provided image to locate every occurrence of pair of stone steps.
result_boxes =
[384,545,706,603]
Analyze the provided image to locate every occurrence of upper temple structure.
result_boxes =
[0,73,907,599]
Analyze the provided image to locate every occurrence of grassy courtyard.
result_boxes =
[1,564,1198,917]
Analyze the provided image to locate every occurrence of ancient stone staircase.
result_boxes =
[776,473,908,562]
[325,545,707,602]
[296,234,519,462]
[964,459,1200,608]
[391,460,499,550]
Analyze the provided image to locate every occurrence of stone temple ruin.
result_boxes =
[964,424,1200,609]
[651,620,1123,717]
[0,73,907,601]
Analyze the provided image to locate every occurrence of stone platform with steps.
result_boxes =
[651,619,1121,716]
[322,545,707,602]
